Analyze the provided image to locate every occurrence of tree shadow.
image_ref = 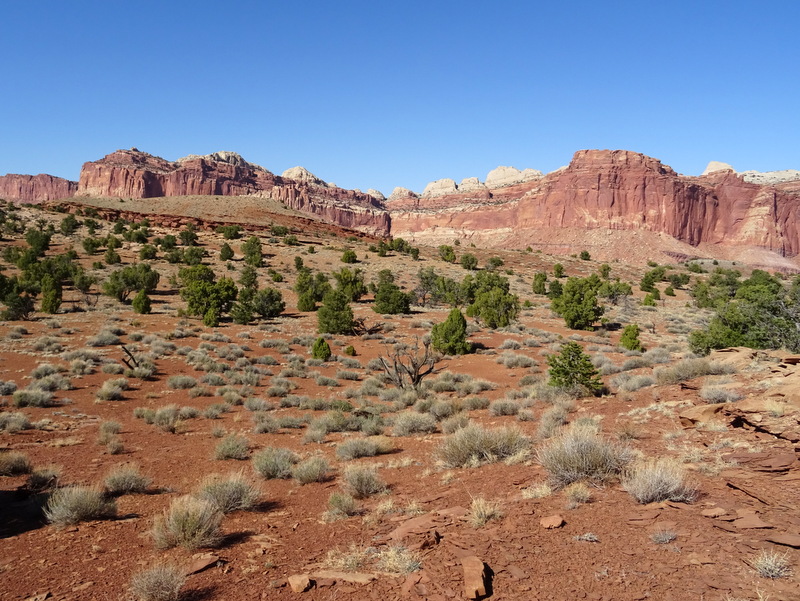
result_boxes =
[219,530,255,548]
[183,585,218,600]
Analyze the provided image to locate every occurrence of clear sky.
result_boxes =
[2,1,798,195]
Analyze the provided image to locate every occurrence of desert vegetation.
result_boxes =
[0,200,796,600]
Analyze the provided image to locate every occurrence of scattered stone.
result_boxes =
[701,507,728,518]
[678,403,727,427]
[461,556,487,599]
[540,515,565,529]
[287,574,313,593]
[184,553,219,575]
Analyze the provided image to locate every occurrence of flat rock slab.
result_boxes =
[733,515,773,529]
[540,515,565,529]
[461,556,487,599]
[764,533,800,548]
[701,507,728,518]
[183,553,219,576]
[309,570,376,585]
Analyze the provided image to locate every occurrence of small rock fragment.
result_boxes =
[287,574,313,593]
[540,515,565,529]
[461,556,487,599]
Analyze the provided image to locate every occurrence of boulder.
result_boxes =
[461,556,487,599]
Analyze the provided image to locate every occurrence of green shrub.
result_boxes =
[312,337,332,361]
[431,309,471,355]
[619,324,643,351]
[551,277,604,330]
[132,290,152,314]
[336,437,393,460]
[317,290,355,335]
[341,249,357,263]
[547,342,603,395]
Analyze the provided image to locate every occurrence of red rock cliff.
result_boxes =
[76,149,390,236]
[389,149,800,261]
[0,173,77,203]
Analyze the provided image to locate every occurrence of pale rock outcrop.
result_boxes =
[281,166,326,186]
[458,177,488,193]
[422,178,458,197]
[387,187,419,202]
[702,161,736,175]
[740,169,800,185]
[178,151,264,171]
[367,188,386,201]
[485,165,543,188]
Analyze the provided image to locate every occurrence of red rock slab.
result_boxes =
[701,507,728,518]
[764,533,800,548]
[733,514,773,529]
[183,553,219,576]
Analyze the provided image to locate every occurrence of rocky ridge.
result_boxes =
[2,148,800,264]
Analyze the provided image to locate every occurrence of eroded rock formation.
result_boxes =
[0,173,77,203]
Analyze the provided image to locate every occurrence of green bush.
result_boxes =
[132,289,152,314]
[547,342,603,395]
[460,253,478,270]
[341,249,357,263]
[551,277,604,330]
[251,287,285,318]
[312,337,332,361]
[619,324,643,351]
[431,309,471,355]
[317,290,355,335]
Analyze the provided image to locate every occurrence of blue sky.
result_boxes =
[2,1,798,195]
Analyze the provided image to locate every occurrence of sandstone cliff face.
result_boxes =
[0,173,77,203]
[76,150,389,236]
[389,149,800,261]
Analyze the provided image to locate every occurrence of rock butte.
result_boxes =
[2,148,800,265]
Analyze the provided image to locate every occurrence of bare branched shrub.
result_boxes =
[379,339,438,391]
[623,458,698,504]
[392,412,437,436]
[700,387,743,404]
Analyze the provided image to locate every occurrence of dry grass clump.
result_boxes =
[325,492,359,520]
[437,423,530,468]
[341,464,387,498]
[196,471,260,513]
[751,549,792,579]
[336,436,394,460]
[95,378,130,401]
[154,405,180,433]
[375,546,422,573]
[563,482,591,507]
[468,497,503,527]
[0,411,26,432]
[167,375,198,390]
[614,374,655,392]
[699,386,743,403]
[623,458,698,504]
[537,425,630,488]
[129,563,186,601]
[26,465,61,492]
[0,450,33,475]
[392,412,437,436]
[650,530,677,544]
[522,482,552,499]
[214,434,250,460]
[12,389,55,407]
[45,486,117,526]
[291,456,331,484]
[152,496,223,550]
[104,465,152,495]
[489,400,521,416]
[441,413,470,433]
[654,358,733,385]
